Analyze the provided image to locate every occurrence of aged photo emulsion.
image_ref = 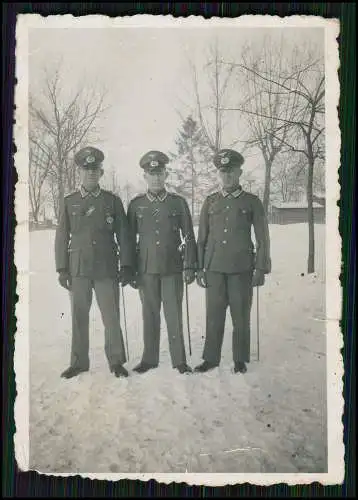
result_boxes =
[14,15,343,485]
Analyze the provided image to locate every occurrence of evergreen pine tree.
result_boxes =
[167,116,218,223]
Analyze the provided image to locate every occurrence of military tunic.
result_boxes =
[55,186,133,370]
[197,187,271,364]
[127,190,197,368]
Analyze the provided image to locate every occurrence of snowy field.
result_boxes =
[28,223,327,474]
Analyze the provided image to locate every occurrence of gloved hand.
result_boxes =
[196,270,208,288]
[118,266,133,287]
[183,269,196,285]
[58,271,72,291]
[252,269,265,287]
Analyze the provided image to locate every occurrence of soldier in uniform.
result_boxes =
[127,151,197,375]
[194,149,271,374]
[55,147,133,379]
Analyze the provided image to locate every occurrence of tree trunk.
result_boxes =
[51,168,61,221]
[73,161,77,191]
[29,187,37,222]
[57,157,64,215]
[29,176,43,223]
[31,207,39,223]
[263,158,272,214]
[191,163,195,222]
[58,178,64,201]
[306,152,315,274]
[52,188,59,221]
[33,203,40,222]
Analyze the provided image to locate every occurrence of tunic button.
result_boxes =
[223,240,227,244]
[156,241,160,245]
[226,206,230,209]
[155,230,159,234]
[156,220,159,223]
[224,228,228,233]
[93,240,96,245]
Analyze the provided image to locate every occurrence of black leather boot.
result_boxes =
[234,362,247,374]
[61,366,89,379]
[133,362,158,374]
[111,364,129,378]
[177,363,193,374]
[194,361,219,373]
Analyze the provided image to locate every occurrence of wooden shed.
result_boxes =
[270,202,326,224]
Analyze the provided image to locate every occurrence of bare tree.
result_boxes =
[221,36,303,214]
[29,66,108,218]
[270,154,306,203]
[222,40,324,273]
[271,66,324,273]
[101,170,144,210]
[312,158,325,195]
[189,42,242,153]
[47,170,60,222]
[29,129,54,222]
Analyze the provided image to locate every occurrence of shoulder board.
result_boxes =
[129,192,146,203]
[64,190,78,199]
[167,191,182,199]
[243,191,259,200]
[168,193,191,207]
[104,190,120,202]
[207,190,220,200]
[101,189,120,198]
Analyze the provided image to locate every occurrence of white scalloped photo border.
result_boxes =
[13,13,343,486]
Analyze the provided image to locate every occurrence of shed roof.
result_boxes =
[272,202,324,209]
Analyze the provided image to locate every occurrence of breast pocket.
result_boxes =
[208,205,225,221]
[235,208,252,228]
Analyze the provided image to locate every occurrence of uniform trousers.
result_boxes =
[203,271,254,364]
[69,277,126,370]
[138,273,187,368]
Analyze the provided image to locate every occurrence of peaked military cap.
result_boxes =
[74,147,105,169]
[139,150,169,172]
[213,149,245,170]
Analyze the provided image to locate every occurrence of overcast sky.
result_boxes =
[29,25,324,190]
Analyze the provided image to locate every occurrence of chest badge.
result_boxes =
[85,206,96,217]
[106,215,114,224]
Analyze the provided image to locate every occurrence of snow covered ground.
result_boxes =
[28,223,327,474]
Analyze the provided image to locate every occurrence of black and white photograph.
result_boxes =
[14,14,343,485]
